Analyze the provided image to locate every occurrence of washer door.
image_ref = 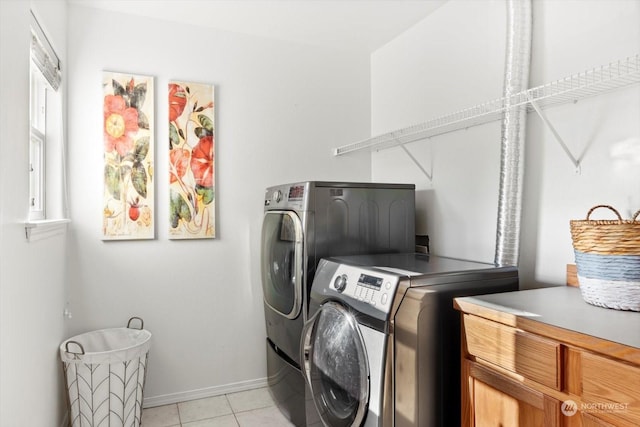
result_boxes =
[301,302,369,427]
[261,211,303,319]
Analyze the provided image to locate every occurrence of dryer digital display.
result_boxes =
[358,274,383,290]
[287,185,305,200]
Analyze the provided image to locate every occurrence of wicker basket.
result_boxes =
[570,205,640,311]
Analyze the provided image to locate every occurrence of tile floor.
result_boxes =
[142,387,295,427]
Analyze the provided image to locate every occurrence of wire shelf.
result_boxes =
[334,54,640,156]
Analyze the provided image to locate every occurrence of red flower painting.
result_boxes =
[104,94,139,156]
[168,81,215,239]
[191,135,214,188]
[169,148,190,184]
[168,83,187,122]
[102,73,154,240]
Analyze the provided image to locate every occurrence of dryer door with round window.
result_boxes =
[301,301,369,427]
[261,210,303,319]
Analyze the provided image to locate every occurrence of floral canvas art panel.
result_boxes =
[102,72,154,240]
[168,81,215,239]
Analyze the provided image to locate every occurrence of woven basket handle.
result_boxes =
[633,209,640,221]
[127,316,144,330]
[64,340,85,356]
[586,205,622,222]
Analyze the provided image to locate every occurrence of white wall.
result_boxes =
[0,1,69,426]
[372,0,506,263]
[523,0,640,285]
[371,0,640,287]
[66,4,371,405]
[2,1,637,423]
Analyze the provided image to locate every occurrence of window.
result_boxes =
[29,65,47,220]
[26,12,68,240]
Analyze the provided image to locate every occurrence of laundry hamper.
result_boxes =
[60,317,152,427]
[570,205,640,311]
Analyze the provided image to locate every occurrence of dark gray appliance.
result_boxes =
[301,253,518,427]
[261,181,415,426]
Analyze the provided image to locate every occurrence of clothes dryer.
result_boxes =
[261,182,415,426]
[301,253,518,427]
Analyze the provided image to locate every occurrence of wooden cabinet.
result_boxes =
[463,357,561,427]
[455,294,640,427]
[463,314,561,390]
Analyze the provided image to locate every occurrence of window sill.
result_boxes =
[25,219,70,242]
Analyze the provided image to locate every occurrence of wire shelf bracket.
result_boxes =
[395,137,432,181]
[334,54,640,175]
[527,94,581,173]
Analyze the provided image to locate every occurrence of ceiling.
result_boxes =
[70,0,448,52]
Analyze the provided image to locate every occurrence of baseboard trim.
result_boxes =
[143,377,269,408]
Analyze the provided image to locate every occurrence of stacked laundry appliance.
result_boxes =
[260,181,415,426]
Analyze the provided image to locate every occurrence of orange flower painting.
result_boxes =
[104,95,139,156]
[168,81,215,239]
[102,72,154,240]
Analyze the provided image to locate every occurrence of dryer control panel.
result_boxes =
[329,264,401,314]
[263,183,309,210]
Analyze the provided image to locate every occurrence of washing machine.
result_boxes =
[261,182,415,426]
[300,253,518,427]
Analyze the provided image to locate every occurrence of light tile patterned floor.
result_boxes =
[142,387,295,427]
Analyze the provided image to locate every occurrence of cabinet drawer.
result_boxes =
[463,314,561,390]
[582,352,640,425]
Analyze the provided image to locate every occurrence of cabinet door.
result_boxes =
[581,352,640,426]
[464,360,561,427]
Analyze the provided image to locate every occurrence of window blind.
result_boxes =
[30,12,61,91]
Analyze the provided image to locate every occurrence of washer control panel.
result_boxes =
[330,264,400,313]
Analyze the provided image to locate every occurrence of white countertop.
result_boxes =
[455,286,640,349]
